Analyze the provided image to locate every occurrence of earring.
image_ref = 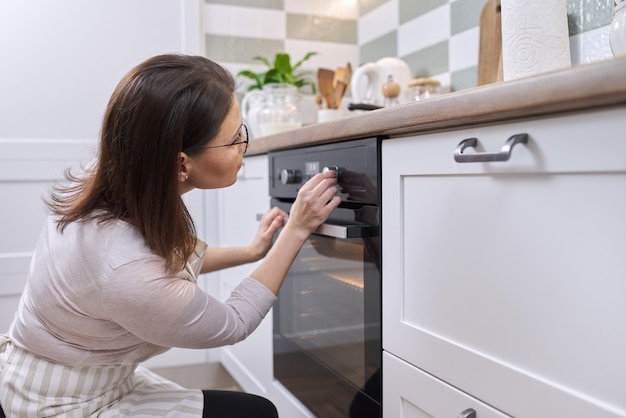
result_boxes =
[185,174,189,181]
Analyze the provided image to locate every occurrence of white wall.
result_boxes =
[0,0,202,139]
[0,139,96,331]
[0,0,218,368]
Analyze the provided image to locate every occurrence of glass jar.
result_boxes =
[257,83,302,137]
[611,0,626,57]
[240,90,265,139]
[408,77,441,101]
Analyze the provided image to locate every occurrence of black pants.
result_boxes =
[0,393,277,418]
[202,390,278,418]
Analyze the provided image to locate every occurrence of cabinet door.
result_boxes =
[384,351,511,418]
[216,155,273,394]
[382,107,626,418]
[216,155,270,249]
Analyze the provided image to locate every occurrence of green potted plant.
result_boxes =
[238,52,318,138]
[237,52,318,93]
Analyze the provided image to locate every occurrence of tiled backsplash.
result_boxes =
[204,0,359,79]
[205,0,615,94]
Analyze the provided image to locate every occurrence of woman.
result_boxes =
[0,54,340,417]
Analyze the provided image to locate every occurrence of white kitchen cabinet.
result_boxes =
[382,106,626,418]
[215,154,314,418]
[383,351,511,418]
[217,155,273,392]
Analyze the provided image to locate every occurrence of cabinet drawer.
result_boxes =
[382,107,626,417]
[384,351,510,418]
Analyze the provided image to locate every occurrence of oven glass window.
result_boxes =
[274,232,380,394]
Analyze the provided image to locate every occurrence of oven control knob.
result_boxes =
[280,169,301,185]
[322,166,342,179]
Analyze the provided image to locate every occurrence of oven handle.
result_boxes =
[313,223,379,239]
[257,214,378,239]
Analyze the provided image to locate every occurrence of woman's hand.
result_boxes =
[282,170,341,241]
[250,169,341,294]
[248,206,288,260]
[200,207,286,273]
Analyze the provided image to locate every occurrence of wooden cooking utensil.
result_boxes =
[329,63,353,109]
[332,80,348,109]
[333,68,343,87]
[477,0,503,85]
[318,68,335,108]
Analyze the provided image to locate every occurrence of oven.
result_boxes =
[269,137,381,418]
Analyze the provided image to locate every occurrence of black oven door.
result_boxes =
[272,202,381,418]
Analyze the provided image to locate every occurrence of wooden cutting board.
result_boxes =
[477,0,503,85]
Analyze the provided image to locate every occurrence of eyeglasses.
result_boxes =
[200,124,249,155]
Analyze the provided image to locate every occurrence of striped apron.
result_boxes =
[0,336,204,417]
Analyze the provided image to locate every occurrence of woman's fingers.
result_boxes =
[287,171,341,234]
[249,207,289,259]
[262,207,287,222]
[300,170,337,194]
[266,208,288,233]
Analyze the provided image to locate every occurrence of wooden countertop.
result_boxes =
[246,56,626,155]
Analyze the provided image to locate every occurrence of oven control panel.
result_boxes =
[268,137,380,205]
[280,165,342,185]
[279,168,301,185]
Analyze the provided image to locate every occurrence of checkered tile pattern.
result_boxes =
[204,0,614,93]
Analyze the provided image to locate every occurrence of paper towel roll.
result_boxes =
[501,0,571,80]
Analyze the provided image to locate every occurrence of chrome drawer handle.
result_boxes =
[454,133,528,163]
[457,408,477,418]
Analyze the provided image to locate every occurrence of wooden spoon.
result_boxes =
[332,80,348,109]
[333,67,346,89]
[328,63,353,108]
[318,68,335,108]
[345,62,352,86]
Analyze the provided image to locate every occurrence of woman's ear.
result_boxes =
[178,152,190,182]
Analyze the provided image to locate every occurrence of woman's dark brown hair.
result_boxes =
[48,54,236,273]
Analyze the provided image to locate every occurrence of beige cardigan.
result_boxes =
[8,215,276,365]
